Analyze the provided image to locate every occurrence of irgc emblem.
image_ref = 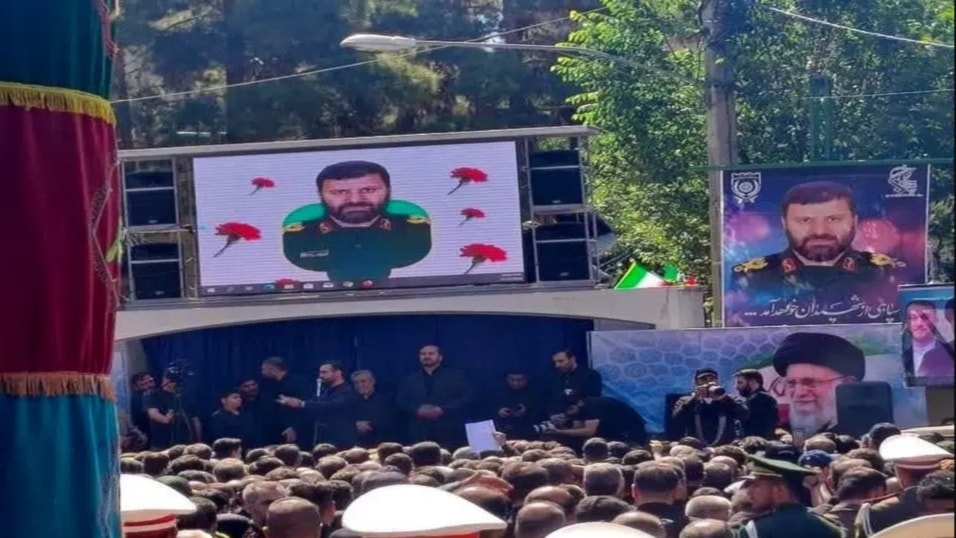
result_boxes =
[729,171,762,205]
[887,164,919,197]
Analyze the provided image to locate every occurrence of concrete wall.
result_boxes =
[115,286,705,342]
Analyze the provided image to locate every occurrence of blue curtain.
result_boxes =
[141,314,592,418]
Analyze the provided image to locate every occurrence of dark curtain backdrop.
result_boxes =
[141,314,592,418]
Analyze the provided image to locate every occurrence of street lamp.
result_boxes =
[340,33,648,71]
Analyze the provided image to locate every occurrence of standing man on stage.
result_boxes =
[351,369,394,447]
[144,366,202,449]
[260,357,312,446]
[397,344,473,447]
[277,361,360,449]
[547,349,603,414]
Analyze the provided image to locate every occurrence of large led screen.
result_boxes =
[193,141,526,295]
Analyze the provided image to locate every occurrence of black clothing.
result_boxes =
[672,395,747,446]
[303,381,361,449]
[396,366,473,447]
[207,408,256,445]
[577,396,648,445]
[143,388,197,449]
[355,392,393,448]
[548,366,603,413]
[238,395,270,449]
[739,388,779,439]
[260,373,313,446]
[130,390,151,439]
[637,502,689,538]
[494,385,543,439]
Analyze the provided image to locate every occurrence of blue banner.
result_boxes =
[721,164,929,327]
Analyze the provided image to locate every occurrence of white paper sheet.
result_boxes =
[465,420,499,454]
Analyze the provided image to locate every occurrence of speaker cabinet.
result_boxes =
[535,241,591,282]
[835,382,894,438]
[128,243,182,300]
[529,150,580,168]
[124,170,178,227]
[530,168,584,206]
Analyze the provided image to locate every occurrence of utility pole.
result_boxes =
[701,0,740,327]
[808,73,834,161]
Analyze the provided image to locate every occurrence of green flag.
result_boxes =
[615,263,667,289]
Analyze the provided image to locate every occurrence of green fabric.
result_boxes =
[283,200,428,227]
[0,0,114,97]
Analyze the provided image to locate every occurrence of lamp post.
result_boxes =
[342,32,736,322]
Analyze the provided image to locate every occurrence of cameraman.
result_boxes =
[144,366,202,449]
[671,368,746,447]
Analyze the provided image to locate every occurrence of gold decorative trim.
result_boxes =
[0,82,115,125]
[0,372,116,400]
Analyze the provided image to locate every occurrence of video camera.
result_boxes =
[163,360,193,384]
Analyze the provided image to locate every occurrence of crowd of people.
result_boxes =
[119,420,955,538]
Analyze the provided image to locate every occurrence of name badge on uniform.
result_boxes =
[300,250,330,258]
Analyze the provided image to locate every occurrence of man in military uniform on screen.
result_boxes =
[282,160,432,283]
[731,181,904,321]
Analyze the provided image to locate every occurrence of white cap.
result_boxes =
[120,474,196,534]
[342,484,506,537]
[545,522,656,538]
[879,434,951,470]
[871,513,955,538]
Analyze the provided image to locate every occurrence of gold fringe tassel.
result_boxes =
[0,372,116,401]
[0,82,115,125]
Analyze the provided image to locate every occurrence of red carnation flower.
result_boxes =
[213,222,262,257]
[448,167,489,195]
[460,243,508,274]
[458,207,486,226]
[275,278,299,287]
[250,176,276,195]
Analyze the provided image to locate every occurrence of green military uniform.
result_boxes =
[282,213,431,282]
[735,455,843,538]
[852,488,922,538]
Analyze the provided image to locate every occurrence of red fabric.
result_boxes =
[0,104,119,374]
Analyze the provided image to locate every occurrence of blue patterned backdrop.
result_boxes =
[590,324,928,433]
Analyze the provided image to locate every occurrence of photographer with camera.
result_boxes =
[671,368,747,447]
[143,363,202,449]
[538,393,647,451]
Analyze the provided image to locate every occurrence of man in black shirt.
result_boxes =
[396,344,473,447]
[277,361,360,449]
[552,395,648,446]
[207,388,256,444]
[260,357,313,447]
[548,349,602,414]
[143,369,201,449]
[129,371,155,438]
[671,368,747,446]
[734,368,779,439]
[351,369,393,447]
[494,370,543,439]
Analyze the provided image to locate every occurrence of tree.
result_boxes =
[553,0,955,294]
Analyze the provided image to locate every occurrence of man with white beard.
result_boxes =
[771,332,866,444]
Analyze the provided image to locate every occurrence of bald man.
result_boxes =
[611,511,666,537]
[678,519,732,538]
[266,498,322,538]
[685,496,732,522]
[515,502,566,538]
[525,486,577,522]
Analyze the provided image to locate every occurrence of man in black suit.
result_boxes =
[351,369,394,447]
[734,368,778,439]
[396,344,473,447]
[260,356,314,447]
[276,361,360,450]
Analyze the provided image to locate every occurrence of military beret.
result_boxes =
[772,332,865,380]
[742,454,816,481]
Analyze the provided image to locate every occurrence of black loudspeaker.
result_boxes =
[529,149,584,207]
[535,241,591,281]
[128,243,182,300]
[124,170,178,226]
[664,393,687,440]
[835,382,894,438]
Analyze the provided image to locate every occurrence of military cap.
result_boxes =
[870,513,954,538]
[798,449,837,469]
[879,434,952,470]
[546,522,656,537]
[341,484,506,537]
[694,368,719,380]
[742,454,817,481]
[121,474,196,534]
[772,332,866,379]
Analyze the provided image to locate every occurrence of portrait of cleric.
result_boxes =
[771,332,866,443]
[282,160,432,283]
[902,298,955,386]
[727,180,907,325]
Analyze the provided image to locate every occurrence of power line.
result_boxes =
[111,7,608,105]
[815,88,954,100]
[764,6,955,50]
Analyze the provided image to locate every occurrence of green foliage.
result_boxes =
[553,0,955,294]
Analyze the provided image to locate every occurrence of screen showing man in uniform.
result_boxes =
[192,141,525,295]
